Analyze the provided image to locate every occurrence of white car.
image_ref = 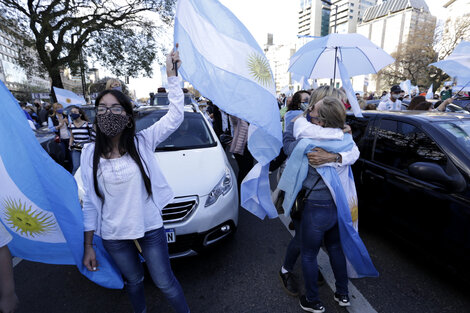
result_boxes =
[75,103,239,258]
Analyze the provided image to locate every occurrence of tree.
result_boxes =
[0,0,175,98]
[379,19,439,90]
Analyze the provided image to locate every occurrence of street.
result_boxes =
[13,205,470,313]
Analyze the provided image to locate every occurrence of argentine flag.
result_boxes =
[174,0,282,219]
[53,86,86,107]
[0,81,123,289]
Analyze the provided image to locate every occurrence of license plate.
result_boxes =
[166,228,176,243]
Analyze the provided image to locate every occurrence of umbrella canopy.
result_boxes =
[289,33,395,80]
[429,41,470,82]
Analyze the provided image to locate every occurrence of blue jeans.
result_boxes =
[301,199,348,302]
[70,149,81,175]
[283,217,301,272]
[102,227,189,313]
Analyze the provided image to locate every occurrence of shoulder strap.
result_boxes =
[304,176,321,199]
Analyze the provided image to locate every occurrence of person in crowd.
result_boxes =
[413,101,433,111]
[358,99,367,110]
[279,87,360,305]
[0,223,18,313]
[398,90,406,101]
[206,100,223,138]
[81,48,189,313]
[48,102,72,172]
[105,78,122,91]
[364,102,377,110]
[229,115,253,190]
[284,90,311,129]
[37,101,49,127]
[407,95,426,110]
[377,85,403,111]
[68,106,95,175]
[380,90,388,101]
[355,93,361,101]
[440,85,452,101]
[280,96,376,312]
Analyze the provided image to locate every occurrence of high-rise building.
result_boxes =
[298,0,331,38]
[354,0,436,92]
[329,0,377,34]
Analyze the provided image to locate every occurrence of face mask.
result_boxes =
[300,102,309,111]
[70,113,80,120]
[112,86,122,92]
[398,97,404,101]
[97,112,129,137]
[57,109,64,114]
[391,94,399,99]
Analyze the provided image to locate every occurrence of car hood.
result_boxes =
[155,146,228,197]
[74,146,229,200]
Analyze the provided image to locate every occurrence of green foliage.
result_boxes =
[0,0,176,88]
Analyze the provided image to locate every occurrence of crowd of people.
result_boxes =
[2,42,470,313]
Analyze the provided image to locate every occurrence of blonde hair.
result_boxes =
[317,96,346,129]
[49,102,63,116]
[307,85,346,113]
[105,78,121,90]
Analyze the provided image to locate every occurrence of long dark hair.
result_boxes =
[92,89,152,200]
[288,90,310,111]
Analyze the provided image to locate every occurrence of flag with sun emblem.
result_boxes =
[53,86,86,107]
[0,81,123,289]
[174,0,282,219]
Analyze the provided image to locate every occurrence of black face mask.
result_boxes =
[398,97,404,101]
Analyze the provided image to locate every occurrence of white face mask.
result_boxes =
[391,94,400,99]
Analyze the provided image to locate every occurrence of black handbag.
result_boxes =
[290,177,320,219]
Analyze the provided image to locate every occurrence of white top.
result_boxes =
[377,98,402,111]
[294,116,344,141]
[0,223,12,247]
[98,154,161,240]
[81,76,184,237]
[293,116,360,168]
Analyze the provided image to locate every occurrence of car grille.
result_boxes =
[162,196,198,223]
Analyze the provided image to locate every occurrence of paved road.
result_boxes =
[11,152,470,313]
[13,206,470,313]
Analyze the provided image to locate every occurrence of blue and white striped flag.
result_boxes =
[0,81,123,289]
[174,0,282,219]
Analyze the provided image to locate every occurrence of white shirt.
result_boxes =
[377,98,402,111]
[81,76,184,237]
[0,223,12,247]
[98,154,161,240]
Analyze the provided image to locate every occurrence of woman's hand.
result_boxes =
[83,246,98,272]
[166,44,181,77]
[343,124,352,134]
[307,147,337,166]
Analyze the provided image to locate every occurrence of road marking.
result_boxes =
[278,214,377,313]
[13,257,22,267]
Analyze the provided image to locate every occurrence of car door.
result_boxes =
[367,118,466,257]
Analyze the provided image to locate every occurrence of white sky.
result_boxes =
[127,0,450,98]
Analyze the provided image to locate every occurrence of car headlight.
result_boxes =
[205,167,233,207]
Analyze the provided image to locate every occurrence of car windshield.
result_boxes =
[436,120,470,154]
[135,111,217,151]
[154,94,193,106]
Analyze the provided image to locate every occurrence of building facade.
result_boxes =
[298,0,331,39]
[329,0,377,34]
[354,0,436,92]
[265,38,297,94]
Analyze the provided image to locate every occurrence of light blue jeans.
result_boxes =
[103,227,190,313]
[70,149,81,175]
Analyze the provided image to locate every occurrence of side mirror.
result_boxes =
[408,162,466,192]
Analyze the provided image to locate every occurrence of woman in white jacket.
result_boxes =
[81,48,190,313]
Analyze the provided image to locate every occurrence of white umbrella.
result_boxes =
[288,33,395,81]
[430,41,470,83]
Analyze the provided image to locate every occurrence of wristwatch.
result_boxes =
[335,153,341,163]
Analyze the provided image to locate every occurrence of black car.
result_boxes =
[347,111,470,280]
